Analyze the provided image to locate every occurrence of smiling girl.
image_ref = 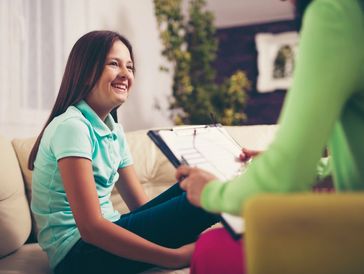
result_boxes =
[28,31,218,274]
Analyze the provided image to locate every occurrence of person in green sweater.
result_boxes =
[176,0,364,273]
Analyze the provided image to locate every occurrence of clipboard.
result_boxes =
[147,124,246,239]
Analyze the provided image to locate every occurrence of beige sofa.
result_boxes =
[0,125,277,274]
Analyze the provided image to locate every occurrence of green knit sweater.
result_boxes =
[202,0,364,216]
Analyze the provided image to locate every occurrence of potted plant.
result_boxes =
[154,0,250,125]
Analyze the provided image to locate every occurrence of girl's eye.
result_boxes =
[127,66,135,72]
[110,61,118,66]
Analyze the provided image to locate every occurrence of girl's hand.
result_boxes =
[239,147,261,162]
[170,242,196,269]
[176,165,217,207]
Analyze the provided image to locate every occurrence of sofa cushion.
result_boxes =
[12,137,38,242]
[112,129,176,213]
[125,129,176,185]
[0,136,32,257]
[0,243,188,274]
[111,125,278,213]
[0,243,51,274]
[11,131,177,220]
[224,125,278,150]
[10,125,278,235]
[11,138,35,205]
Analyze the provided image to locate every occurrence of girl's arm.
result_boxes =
[115,166,149,211]
[58,157,193,268]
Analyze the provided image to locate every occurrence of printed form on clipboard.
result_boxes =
[147,124,248,239]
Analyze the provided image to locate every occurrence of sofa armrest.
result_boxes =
[244,193,364,274]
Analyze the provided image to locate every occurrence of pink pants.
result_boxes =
[190,228,245,274]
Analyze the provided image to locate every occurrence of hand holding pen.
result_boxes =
[176,165,217,208]
[239,148,261,162]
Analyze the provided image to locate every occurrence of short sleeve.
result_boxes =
[51,118,93,161]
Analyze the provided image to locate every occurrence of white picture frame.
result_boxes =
[255,31,299,93]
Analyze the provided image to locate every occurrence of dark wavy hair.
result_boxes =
[28,30,134,170]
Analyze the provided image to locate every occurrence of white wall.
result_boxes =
[0,0,293,138]
[113,1,174,131]
[206,0,294,28]
[0,0,173,138]
[63,0,174,132]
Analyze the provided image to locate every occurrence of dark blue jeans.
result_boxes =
[55,183,219,274]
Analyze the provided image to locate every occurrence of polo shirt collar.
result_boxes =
[75,100,117,137]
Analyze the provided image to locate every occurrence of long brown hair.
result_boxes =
[28,30,134,170]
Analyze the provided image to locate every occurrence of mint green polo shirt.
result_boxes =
[31,100,133,269]
[201,0,364,215]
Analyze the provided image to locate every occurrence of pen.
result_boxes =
[210,112,217,125]
[177,156,189,183]
[193,129,196,148]
[180,155,189,166]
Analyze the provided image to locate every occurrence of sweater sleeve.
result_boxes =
[201,0,361,216]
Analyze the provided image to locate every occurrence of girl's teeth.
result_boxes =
[113,84,126,90]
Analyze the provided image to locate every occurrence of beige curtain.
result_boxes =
[0,0,65,138]
[0,0,173,138]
